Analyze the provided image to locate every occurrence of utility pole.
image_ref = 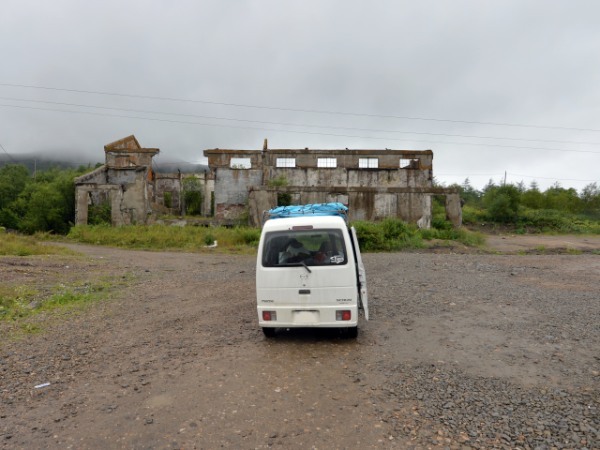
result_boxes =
[503,170,507,186]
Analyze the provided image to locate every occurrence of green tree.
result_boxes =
[482,184,521,223]
[521,181,544,209]
[460,178,481,206]
[0,164,30,209]
[580,182,600,218]
[0,164,31,229]
[18,169,80,234]
[543,183,581,213]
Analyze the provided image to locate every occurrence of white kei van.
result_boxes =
[256,203,369,338]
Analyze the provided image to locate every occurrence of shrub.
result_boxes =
[164,192,173,209]
[184,190,202,215]
[352,221,386,251]
[483,185,521,223]
[461,205,485,225]
[431,216,453,230]
[353,219,423,251]
[204,233,215,246]
[88,201,111,225]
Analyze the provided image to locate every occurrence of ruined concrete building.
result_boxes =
[75,136,212,226]
[204,141,462,228]
[74,136,460,228]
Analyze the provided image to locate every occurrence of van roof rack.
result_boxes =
[264,203,348,223]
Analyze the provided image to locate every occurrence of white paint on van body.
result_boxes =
[256,215,368,329]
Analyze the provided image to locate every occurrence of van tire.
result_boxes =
[346,326,358,339]
[262,327,276,338]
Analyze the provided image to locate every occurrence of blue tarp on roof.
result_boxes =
[266,203,348,220]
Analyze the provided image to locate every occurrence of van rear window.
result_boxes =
[262,229,347,267]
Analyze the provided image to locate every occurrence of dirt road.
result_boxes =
[1,238,599,449]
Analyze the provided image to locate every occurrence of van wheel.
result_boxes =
[262,327,276,338]
[346,327,358,339]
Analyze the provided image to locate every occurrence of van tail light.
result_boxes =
[336,310,351,321]
[263,311,277,321]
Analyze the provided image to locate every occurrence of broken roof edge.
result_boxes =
[105,148,160,154]
[104,135,141,151]
[204,148,433,156]
[74,164,107,184]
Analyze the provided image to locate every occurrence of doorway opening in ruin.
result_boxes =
[432,194,452,229]
[88,198,112,225]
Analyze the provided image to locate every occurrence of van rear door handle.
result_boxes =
[299,289,311,294]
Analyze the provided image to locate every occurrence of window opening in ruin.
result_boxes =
[230,157,252,169]
[276,157,296,168]
[359,157,378,168]
[400,158,419,169]
[317,157,337,168]
[277,192,292,207]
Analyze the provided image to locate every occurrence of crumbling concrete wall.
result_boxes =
[74,136,159,226]
[213,168,262,220]
[207,146,460,228]
[247,186,452,228]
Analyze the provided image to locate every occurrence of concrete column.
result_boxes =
[75,188,89,225]
[445,193,463,228]
[110,189,124,226]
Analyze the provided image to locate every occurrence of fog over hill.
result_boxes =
[0,152,208,174]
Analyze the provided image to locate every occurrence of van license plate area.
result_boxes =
[293,310,319,324]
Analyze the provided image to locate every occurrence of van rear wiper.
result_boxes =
[282,261,312,273]
[300,261,312,273]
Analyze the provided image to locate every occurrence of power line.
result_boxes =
[437,172,598,183]
[2,96,599,148]
[2,82,599,133]
[2,102,600,155]
[507,172,598,182]
[0,142,17,163]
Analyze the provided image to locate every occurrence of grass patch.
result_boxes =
[0,232,77,256]
[517,209,600,234]
[69,221,481,254]
[67,224,261,254]
[419,227,485,247]
[0,285,38,321]
[0,279,119,326]
[1,275,136,341]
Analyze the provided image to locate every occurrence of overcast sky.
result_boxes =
[1,0,599,191]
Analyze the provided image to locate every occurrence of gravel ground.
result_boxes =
[365,253,599,449]
[0,243,598,449]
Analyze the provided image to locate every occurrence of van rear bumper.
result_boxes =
[258,305,358,328]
